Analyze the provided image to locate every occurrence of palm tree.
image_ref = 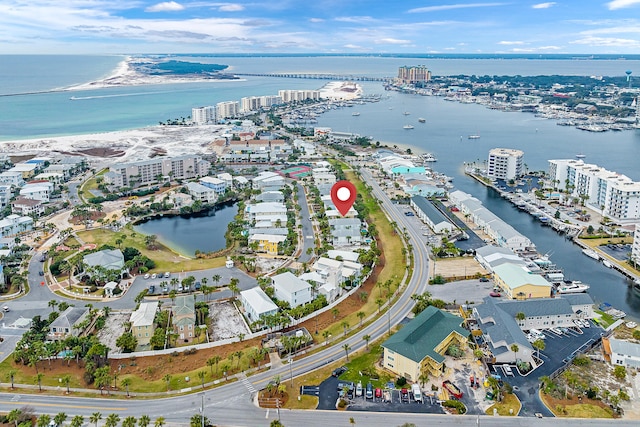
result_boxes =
[235,350,244,369]
[163,374,171,391]
[207,356,220,375]
[90,412,102,427]
[228,278,240,298]
[212,274,221,287]
[357,311,365,327]
[121,377,132,397]
[137,416,150,427]
[197,370,206,389]
[62,374,72,394]
[510,343,520,363]
[37,415,51,427]
[343,343,351,361]
[515,312,526,325]
[54,413,67,427]
[153,418,165,427]
[71,416,84,427]
[362,334,371,350]
[341,320,349,336]
[7,409,22,427]
[104,414,120,427]
[322,330,330,345]
[331,308,339,320]
[122,416,136,427]
[7,369,17,389]
[532,339,546,359]
[48,299,59,312]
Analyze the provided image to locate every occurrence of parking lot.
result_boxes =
[312,375,444,414]
[599,243,632,262]
[487,320,604,417]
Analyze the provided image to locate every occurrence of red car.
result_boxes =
[375,388,382,398]
[490,291,501,297]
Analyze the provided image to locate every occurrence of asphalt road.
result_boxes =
[296,182,314,263]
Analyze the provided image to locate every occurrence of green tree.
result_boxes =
[137,416,150,427]
[122,416,136,427]
[7,369,17,389]
[163,374,172,391]
[153,418,165,427]
[90,413,102,427]
[121,377,132,397]
[7,409,22,427]
[62,374,72,394]
[197,370,206,389]
[510,343,519,362]
[362,334,371,350]
[71,416,84,427]
[343,343,351,361]
[104,414,120,427]
[357,311,365,327]
[532,339,546,359]
[207,355,221,375]
[614,365,627,380]
[116,332,138,353]
[37,415,51,427]
[54,413,68,427]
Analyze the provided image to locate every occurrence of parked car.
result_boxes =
[365,383,373,399]
[148,285,155,294]
[38,270,44,276]
[151,273,157,279]
[332,366,347,377]
[355,382,363,397]
[164,272,171,278]
[144,273,150,279]
[194,281,202,290]
[480,277,490,282]
[489,292,501,297]
[375,388,382,399]
[2,305,9,312]
[503,364,514,376]
[400,388,409,402]
[178,284,183,292]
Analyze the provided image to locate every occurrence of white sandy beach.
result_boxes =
[0,125,231,162]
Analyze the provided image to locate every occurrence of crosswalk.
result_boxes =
[239,374,257,393]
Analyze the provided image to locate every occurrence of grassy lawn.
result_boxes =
[337,344,392,389]
[79,168,107,202]
[593,310,616,328]
[485,393,521,416]
[76,226,227,273]
[555,403,614,418]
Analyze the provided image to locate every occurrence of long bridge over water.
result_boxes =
[233,72,391,82]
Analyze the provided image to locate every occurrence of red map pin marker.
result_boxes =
[331,180,357,217]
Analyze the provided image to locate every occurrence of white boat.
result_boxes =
[403,111,411,115]
[468,134,480,139]
[626,321,638,329]
[403,124,414,129]
[582,248,600,260]
[556,280,590,294]
[422,153,437,162]
[576,153,586,159]
[602,260,612,268]
[352,112,360,116]
[418,117,426,123]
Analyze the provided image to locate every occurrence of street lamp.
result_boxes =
[288,357,294,388]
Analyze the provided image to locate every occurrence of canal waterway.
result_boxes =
[316,86,640,320]
[133,202,238,257]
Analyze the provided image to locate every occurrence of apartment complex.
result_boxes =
[216,101,240,119]
[240,95,282,113]
[487,148,524,181]
[278,90,321,103]
[191,106,216,125]
[104,155,210,188]
[548,159,640,223]
[397,65,431,84]
[632,223,640,267]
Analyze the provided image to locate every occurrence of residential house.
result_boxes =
[475,245,527,272]
[0,171,25,187]
[272,272,312,308]
[48,307,90,340]
[252,172,284,192]
[130,301,159,347]
[0,215,33,237]
[255,191,285,203]
[329,218,363,246]
[33,172,64,186]
[83,249,127,278]
[216,173,234,189]
[9,163,38,179]
[199,176,227,194]
[245,202,287,223]
[240,287,278,326]
[186,182,217,203]
[172,295,196,343]
[11,197,45,216]
[19,181,53,202]
[604,338,640,369]
[382,306,468,380]
[0,185,12,208]
[248,233,286,255]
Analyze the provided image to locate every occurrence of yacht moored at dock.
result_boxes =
[556,280,590,294]
[582,248,600,260]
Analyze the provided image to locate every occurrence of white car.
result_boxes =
[151,273,157,279]
[144,273,150,279]
[164,272,171,278]
[2,305,9,312]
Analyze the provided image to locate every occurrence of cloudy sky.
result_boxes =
[1,1,640,54]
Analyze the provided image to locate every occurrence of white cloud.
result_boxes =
[570,35,640,47]
[219,4,244,12]
[334,16,376,23]
[145,2,185,12]
[498,40,525,45]
[408,3,505,13]
[532,2,556,9]
[343,43,362,49]
[309,18,324,23]
[374,37,411,45]
[607,0,640,10]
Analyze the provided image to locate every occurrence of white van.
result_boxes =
[411,383,422,402]
[530,329,545,339]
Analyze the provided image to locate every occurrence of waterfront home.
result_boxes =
[48,307,90,340]
[251,172,284,192]
[255,191,285,203]
[11,197,44,217]
[185,182,217,203]
[492,263,552,299]
[487,148,524,181]
[199,176,227,194]
[382,306,468,380]
[0,214,33,237]
[271,272,312,308]
[311,257,344,290]
[603,337,640,369]
[172,295,196,343]
[472,299,534,365]
[410,196,455,234]
[245,202,287,221]
[248,233,286,255]
[216,172,234,189]
[130,301,159,347]
[475,245,527,272]
[83,249,127,279]
[240,287,278,326]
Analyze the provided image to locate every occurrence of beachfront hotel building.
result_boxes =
[397,65,431,84]
[241,95,282,113]
[191,106,216,125]
[487,148,524,181]
[216,101,240,119]
[632,224,640,268]
[548,159,640,223]
[278,90,321,103]
[104,155,210,188]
